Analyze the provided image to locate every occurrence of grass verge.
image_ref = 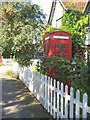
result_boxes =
[6,70,19,79]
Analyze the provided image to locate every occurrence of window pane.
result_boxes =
[67,44,68,54]
[55,43,56,48]
[53,49,56,55]
[45,44,48,55]
[57,43,66,48]
[57,55,60,58]
[57,48,66,54]
[45,44,48,49]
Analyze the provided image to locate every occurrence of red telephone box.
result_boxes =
[0,56,2,63]
[44,30,72,90]
[44,30,72,58]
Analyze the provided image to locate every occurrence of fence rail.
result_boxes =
[2,58,13,65]
[13,62,90,118]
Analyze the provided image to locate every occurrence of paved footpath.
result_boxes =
[0,66,53,119]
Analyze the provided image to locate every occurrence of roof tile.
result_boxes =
[61,0,88,12]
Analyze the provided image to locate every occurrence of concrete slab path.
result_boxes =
[0,66,53,119]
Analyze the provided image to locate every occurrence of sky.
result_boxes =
[31,0,63,27]
[0,0,58,25]
[31,0,52,20]
[0,0,63,27]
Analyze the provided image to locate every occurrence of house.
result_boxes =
[48,0,89,27]
[83,0,90,63]
[48,0,90,62]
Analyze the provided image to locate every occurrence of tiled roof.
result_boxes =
[48,0,89,25]
[60,0,88,12]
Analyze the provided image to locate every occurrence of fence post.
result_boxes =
[83,93,87,118]
[48,77,50,113]
[65,85,68,118]
[44,75,47,109]
[50,78,53,115]
[57,81,59,118]
[61,83,63,118]
[76,90,80,118]
[70,87,74,118]
[54,79,56,118]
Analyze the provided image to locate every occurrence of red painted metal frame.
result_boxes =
[0,56,1,63]
[44,30,72,91]
[44,30,72,59]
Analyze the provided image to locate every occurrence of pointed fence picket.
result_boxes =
[53,79,56,118]
[48,77,50,113]
[45,79,90,119]
[76,90,80,118]
[83,93,87,118]
[50,78,53,116]
[57,81,59,118]
[13,63,90,119]
[65,85,68,118]
[45,75,47,109]
[70,87,74,118]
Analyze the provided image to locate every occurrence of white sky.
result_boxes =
[32,0,53,20]
[0,0,62,26]
[32,0,63,27]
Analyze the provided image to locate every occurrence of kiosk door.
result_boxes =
[53,42,68,58]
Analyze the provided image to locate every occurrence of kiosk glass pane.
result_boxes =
[45,44,48,55]
[57,43,66,48]
[67,44,68,54]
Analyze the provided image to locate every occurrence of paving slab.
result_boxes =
[0,66,53,119]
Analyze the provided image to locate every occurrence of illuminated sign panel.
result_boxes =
[53,35,69,39]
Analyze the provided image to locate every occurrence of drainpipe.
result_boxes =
[85,13,90,63]
[84,1,90,83]
[84,1,90,63]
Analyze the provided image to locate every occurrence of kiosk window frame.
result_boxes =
[54,43,68,58]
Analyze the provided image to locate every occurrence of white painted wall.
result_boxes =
[52,0,63,27]
[85,32,90,61]
[85,32,90,45]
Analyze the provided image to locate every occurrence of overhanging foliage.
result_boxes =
[1,1,46,66]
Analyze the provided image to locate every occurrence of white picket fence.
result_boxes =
[2,57,13,65]
[13,62,90,118]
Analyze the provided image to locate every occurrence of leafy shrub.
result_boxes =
[6,70,19,79]
[0,63,3,65]
[37,55,71,86]
[37,51,90,105]
[16,55,33,67]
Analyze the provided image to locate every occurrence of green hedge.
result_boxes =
[6,70,19,79]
